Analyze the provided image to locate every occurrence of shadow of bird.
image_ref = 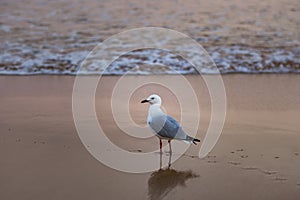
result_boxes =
[148,153,199,200]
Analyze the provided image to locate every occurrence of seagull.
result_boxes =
[141,94,200,153]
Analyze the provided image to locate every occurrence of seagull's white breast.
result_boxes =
[147,115,152,126]
[146,105,167,135]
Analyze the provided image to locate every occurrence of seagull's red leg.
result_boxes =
[168,140,172,154]
[159,139,162,154]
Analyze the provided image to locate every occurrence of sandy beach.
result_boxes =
[1,0,299,199]
[0,74,299,200]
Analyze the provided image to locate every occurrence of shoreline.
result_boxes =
[1,72,300,76]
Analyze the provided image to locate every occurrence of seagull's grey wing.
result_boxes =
[150,115,187,140]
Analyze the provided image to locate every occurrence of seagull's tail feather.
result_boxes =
[186,135,201,145]
[192,138,201,145]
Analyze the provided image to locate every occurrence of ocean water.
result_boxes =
[0,0,299,75]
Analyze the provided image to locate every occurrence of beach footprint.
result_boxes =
[240,167,278,176]
[207,155,217,163]
[129,149,143,153]
[228,161,241,166]
[241,166,258,171]
[273,177,288,182]
[207,160,217,163]
[274,156,280,159]
[207,155,217,158]
[240,155,248,158]
[182,154,198,159]
[259,169,278,175]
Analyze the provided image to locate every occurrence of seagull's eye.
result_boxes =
[151,97,155,100]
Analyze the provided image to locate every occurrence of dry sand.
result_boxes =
[1,75,300,200]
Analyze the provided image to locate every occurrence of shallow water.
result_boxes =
[0,0,299,74]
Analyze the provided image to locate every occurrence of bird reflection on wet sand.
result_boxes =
[148,153,199,200]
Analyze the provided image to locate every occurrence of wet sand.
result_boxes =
[1,75,300,200]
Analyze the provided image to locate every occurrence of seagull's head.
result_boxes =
[141,94,162,105]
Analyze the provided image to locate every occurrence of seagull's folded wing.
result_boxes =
[151,115,187,140]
